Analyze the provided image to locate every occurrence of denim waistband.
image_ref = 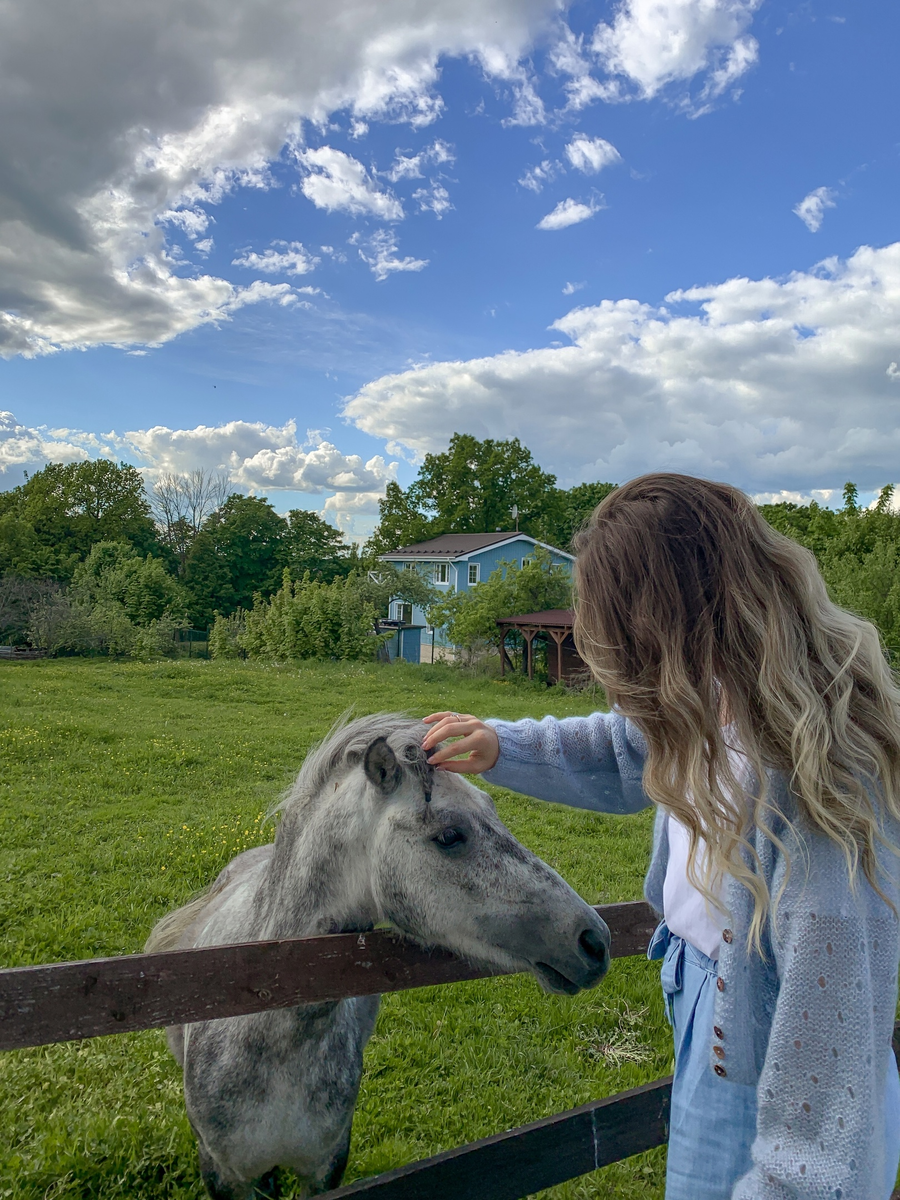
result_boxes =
[648,920,719,980]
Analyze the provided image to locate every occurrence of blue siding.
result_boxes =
[384,536,572,647]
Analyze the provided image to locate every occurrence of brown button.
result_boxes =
[713,1045,725,1059]
[714,1063,727,1077]
[722,929,734,944]
[714,1025,724,1040]
[716,977,725,992]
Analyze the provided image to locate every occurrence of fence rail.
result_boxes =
[5,901,894,1199]
[0,901,658,1052]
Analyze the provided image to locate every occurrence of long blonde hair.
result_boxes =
[573,473,900,945]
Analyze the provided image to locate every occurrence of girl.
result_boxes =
[422,473,900,1200]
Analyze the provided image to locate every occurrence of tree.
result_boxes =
[73,541,187,626]
[428,549,572,652]
[9,460,160,567]
[151,470,231,572]
[184,495,287,624]
[406,434,558,537]
[282,510,352,582]
[534,481,617,550]
[365,482,432,556]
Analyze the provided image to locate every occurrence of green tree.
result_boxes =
[407,433,558,537]
[4,460,160,569]
[282,509,351,581]
[365,482,432,556]
[534,481,618,550]
[428,549,572,652]
[73,541,186,626]
[184,495,287,624]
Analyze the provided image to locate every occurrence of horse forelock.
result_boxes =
[274,712,436,815]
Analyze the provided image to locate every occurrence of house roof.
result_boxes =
[496,609,575,628]
[379,531,574,561]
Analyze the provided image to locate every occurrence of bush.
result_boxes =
[239,571,383,662]
[29,595,137,657]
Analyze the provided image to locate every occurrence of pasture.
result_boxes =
[0,659,669,1199]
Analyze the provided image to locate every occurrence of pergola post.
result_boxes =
[549,628,566,683]
[522,629,537,679]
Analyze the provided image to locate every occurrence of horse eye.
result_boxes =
[434,827,466,849]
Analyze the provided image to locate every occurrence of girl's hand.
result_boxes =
[422,711,500,774]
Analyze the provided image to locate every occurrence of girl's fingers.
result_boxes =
[426,732,480,765]
[422,713,475,750]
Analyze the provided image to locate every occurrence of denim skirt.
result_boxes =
[650,925,900,1200]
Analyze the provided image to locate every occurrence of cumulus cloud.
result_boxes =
[232,241,319,275]
[794,186,838,233]
[343,242,900,495]
[352,229,429,280]
[550,0,760,111]
[0,0,559,357]
[564,135,622,174]
[536,197,602,230]
[0,412,397,504]
[296,146,404,219]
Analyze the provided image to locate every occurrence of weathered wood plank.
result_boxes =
[0,901,659,1052]
[323,1076,672,1200]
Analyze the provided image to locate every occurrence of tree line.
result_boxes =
[1,444,899,664]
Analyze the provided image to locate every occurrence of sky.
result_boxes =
[1,0,899,535]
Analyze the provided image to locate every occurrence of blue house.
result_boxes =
[378,532,574,662]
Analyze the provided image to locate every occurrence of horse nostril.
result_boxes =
[579,926,608,964]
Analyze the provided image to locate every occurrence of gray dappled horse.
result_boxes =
[146,715,610,1199]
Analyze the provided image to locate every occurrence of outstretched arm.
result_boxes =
[423,710,650,816]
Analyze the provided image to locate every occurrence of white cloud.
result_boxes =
[588,0,761,105]
[562,281,586,295]
[537,197,602,230]
[565,135,622,174]
[232,241,319,275]
[386,139,454,181]
[794,186,838,233]
[296,147,404,220]
[0,0,559,357]
[352,229,429,281]
[0,412,397,503]
[413,184,453,218]
[342,242,900,495]
[518,160,559,193]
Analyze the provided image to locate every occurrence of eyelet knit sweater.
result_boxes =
[481,710,900,1200]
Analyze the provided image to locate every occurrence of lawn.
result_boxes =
[0,659,669,1199]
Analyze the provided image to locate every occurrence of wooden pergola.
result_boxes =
[496,609,588,684]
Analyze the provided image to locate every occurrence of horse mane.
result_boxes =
[272,711,433,817]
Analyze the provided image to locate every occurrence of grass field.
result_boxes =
[0,659,670,1199]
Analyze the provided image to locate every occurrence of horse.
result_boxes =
[146,714,610,1199]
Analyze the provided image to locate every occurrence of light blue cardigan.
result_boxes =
[482,711,900,1199]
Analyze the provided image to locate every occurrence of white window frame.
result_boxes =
[467,563,480,586]
[396,602,413,624]
[521,556,533,568]
[434,562,449,584]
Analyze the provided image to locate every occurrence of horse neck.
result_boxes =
[252,786,378,942]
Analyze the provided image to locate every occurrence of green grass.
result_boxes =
[0,660,670,1199]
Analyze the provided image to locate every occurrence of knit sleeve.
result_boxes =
[479,711,650,815]
[733,842,900,1199]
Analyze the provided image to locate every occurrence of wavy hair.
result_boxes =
[573,473,900,947]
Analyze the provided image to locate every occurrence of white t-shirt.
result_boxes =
[662,745,749,960]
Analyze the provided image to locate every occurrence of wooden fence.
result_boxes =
[1,901,894,1198]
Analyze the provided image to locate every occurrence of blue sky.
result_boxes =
[1,0,899,534]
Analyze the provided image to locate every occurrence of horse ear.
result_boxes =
[363,737,403,797]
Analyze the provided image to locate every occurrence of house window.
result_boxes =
[404,562,416,571]
[468,563,480,586]
[434,562,449,584]
[521,556,533,568]
[397,603,413,624]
